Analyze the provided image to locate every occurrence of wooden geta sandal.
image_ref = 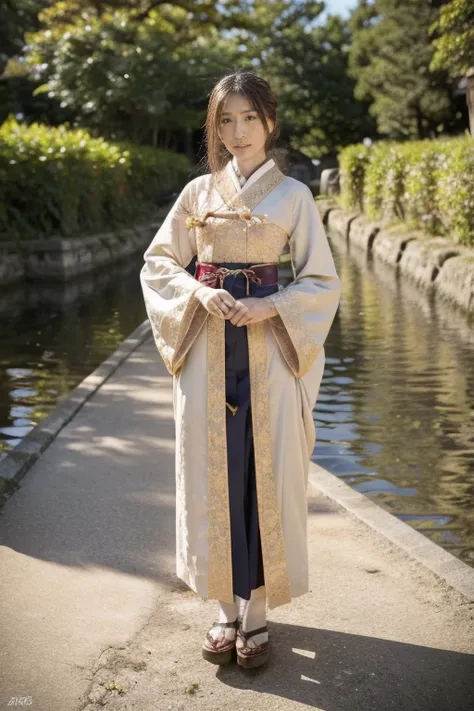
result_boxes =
[202,619,239,665]
[236,624,269,668]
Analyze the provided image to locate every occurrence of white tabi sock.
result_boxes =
[208,597,239,643]
[237,588,268,648]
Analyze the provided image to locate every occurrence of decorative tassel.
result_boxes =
[185,215,208,230]
[226,402,239,416]
[235,207,268,225]
[236,207,253,222]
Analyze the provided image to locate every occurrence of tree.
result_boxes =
[348,0,461,139]
[430,0,474,134]
[19,0,376,157]
[228,1,377,158]
[0,0,49,77]
[22,1,242,144]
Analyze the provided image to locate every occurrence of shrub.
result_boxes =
[434,137,474,244]
[364,142,405,221]
[338,143,370,211]
[403,140,443,234]
[0,116,191,241]
[337,134,474,246]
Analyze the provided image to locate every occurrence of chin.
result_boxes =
[231,147,261,160]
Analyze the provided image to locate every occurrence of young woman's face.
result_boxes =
[218,93,274,164]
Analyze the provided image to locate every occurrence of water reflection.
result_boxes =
[0,257,147,458]
[313,229,474,567]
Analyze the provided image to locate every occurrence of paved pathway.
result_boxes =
[1,337,473,711]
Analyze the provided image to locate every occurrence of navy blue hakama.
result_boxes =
[211,263,279,602]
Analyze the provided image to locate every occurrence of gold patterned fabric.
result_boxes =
[140,158,341,610]
[266,184,342,379]
[140,182,209,375]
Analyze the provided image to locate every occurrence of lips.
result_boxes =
[234,144,250,149]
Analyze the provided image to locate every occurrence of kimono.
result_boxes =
[140,157,341,610]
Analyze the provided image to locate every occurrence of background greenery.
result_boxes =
[0,116,190,240]
[338,135,474,246]
[1,0,473,241]
[2,1,471,153]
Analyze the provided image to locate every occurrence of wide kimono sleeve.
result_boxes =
[267,184,342,378]
[140,179,209,375]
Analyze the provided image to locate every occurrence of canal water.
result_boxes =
[1,232,473,567]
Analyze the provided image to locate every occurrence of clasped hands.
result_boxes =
[194,285,277,326]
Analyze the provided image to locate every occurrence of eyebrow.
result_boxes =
[221,109,256,116]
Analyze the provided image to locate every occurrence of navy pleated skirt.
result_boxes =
[211,263,279,601]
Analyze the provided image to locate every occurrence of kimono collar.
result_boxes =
[207,156,285,213]
[227,156,276,194]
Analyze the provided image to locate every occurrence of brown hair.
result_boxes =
[202,69,280,176]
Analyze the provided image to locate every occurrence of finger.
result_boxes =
[224,303,241,319]
[228,300,245,318]
[216,296,234,314]
[216,289,235,303]
[217,300,232,315]
[231,306,249,327]
[239,308,255,326]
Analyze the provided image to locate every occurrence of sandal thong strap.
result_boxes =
[238,624,268,641]
[211,619,239,629]
[204,619,239,652]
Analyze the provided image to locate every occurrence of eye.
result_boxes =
[221,118,231,124]
[246,115,257,120]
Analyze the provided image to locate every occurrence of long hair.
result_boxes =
[202,70,280,176]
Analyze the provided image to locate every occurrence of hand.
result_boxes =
[226,297,277,327]
[194,285,236,319]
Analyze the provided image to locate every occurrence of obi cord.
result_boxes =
[197,267,262,296]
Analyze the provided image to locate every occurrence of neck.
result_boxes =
[233,152,269,180]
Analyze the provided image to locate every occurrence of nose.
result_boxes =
[234,121,247,140]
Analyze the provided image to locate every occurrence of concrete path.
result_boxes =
[1,336,473,711]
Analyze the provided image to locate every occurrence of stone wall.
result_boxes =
[0,248,24,287]
[0,221,163,288]
[320,200,474,315]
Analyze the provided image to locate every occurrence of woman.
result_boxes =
[140,70,341,669]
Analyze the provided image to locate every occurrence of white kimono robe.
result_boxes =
[140,157,341,610]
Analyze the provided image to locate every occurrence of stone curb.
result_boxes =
[0,319,152,504]
[318,202,474,314]
[326,207,360,240]
[314,198,335,224]
[0,213,169,288]
[308,462,474,603]
[436,254,474,312]
[372,227,416,267]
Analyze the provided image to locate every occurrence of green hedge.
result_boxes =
[338,136,474,247]
[0,116,192,241]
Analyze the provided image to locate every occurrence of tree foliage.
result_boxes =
[348,0,459,139]
[23,1,244,144]
[7,0,378,156]
[0,0,49,76]
[240,2,377,157]
[430,0,474,78]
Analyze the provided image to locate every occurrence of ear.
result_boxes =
[266,118,275,134]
